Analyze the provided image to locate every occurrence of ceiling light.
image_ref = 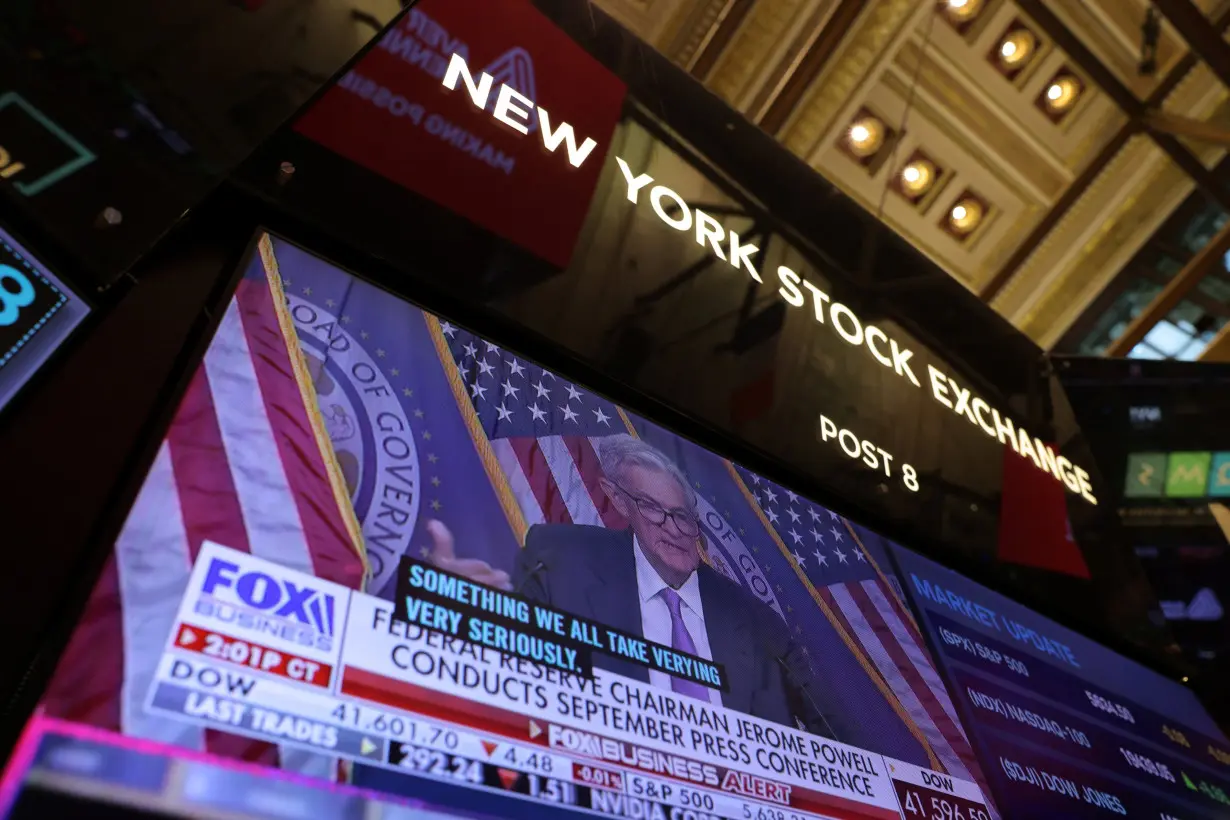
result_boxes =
[949,198,984,234]
[900,159,937,196]
[847,117,885,158]
[1043,75,1081,112]
[944,0,983,22]
[998,29,1037,68]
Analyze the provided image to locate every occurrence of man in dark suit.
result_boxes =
[429,434,847,739]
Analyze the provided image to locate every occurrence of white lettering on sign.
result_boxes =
[817,415,918,493]
[442,53,598,168]
[438,55,1099,506]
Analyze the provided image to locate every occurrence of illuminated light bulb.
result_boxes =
[899,158,937,196]
[945,0,983,21]
[846,117,885,158]
[1043,75,1081,112]
[949,198,984,234]
[998,30,1036,68]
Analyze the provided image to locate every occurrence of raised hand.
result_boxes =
[426,519,513,591]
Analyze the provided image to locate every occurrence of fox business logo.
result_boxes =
[195,557,337,651]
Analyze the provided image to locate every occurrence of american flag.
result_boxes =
[442,324,631,532]
[42,237,366,778]
[731,466,994,807]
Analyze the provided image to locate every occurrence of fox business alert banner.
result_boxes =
[11,235,994,820]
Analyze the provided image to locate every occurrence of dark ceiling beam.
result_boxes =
[1104,218,1230,356]
[689,0,758,82]
[1152,0,1230,91]
[759,0,868,135]
[1200,320,1230,359]
[980,0,1230,302]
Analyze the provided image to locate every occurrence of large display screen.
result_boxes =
[0,223,88,412]
[891,544,1230,819]
[0,235,995,820]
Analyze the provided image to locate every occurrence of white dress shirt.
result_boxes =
[633,536,723,707]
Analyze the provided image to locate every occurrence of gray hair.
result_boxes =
[597,434,697,510]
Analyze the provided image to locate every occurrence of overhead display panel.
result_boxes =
[0,234,996,820]
[891,543,1230,819]
[0,223,88,412]
[1057,356,1230,701]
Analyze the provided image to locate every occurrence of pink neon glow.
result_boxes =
[0,716,437,816]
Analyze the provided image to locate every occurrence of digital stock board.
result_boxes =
[893,544,1230,819]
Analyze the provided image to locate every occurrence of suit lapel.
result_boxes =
[584,529,649,683]
[699,568,754,712]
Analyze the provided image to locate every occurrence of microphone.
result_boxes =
[775,653,842,744]
[513,559,548,596]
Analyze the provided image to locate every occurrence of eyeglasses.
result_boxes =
[610,481,700,536]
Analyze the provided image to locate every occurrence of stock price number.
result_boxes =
[1187,777,1230,807]
[1118,748,1174,783]
[331,704,458,748]
[527,774,578,805]
[575,764,624,791]
[1209,746,1230,767]
[498,747,555,775]
[388,742,482,784]
[1085,691,1135,724]
[895,785,990,820]
[1161,726,1191,749]
[740,806,807,820]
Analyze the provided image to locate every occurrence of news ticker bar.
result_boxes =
[147,649,982,820]
[162,543,991,820]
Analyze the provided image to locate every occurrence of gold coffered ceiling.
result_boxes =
[595,0,1230,348]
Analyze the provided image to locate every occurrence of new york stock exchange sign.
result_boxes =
[440,54,1100,507]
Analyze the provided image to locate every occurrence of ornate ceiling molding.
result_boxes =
[1021,154,1192,346]
[779,0,922,156]
[705,0,814,108]
[664,0,739,68]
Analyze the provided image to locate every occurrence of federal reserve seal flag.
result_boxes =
[42,235,368,777]
[266,237,524,599]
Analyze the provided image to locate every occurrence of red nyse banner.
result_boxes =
[998,444,1090,579]
[295,0,627,268]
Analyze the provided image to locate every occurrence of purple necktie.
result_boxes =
[659,588,711,701]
